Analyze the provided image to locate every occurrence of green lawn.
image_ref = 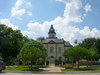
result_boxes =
[5,65,44,72]
[62,65,100,72]
[5,65,100,72]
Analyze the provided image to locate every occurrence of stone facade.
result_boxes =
[41,25,72,64]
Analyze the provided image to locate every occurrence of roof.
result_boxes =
[42,38,72,47]
[42,38,64,44]
[64,41,73,47]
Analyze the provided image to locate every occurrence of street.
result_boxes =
[0,73,100,75]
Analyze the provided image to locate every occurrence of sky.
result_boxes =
[0,0,100,45]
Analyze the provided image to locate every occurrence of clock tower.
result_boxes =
[48,25,56,38]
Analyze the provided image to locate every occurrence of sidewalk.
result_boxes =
[3,70,100,74]
[40,64,63,72]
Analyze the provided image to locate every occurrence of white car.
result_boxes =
[0,59,5,72]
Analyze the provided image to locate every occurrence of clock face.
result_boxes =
[51,29,53,31]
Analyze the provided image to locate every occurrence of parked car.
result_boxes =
[0,58,5,72]
[96,60,100,64]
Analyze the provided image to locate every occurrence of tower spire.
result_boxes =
[48,24,56,38]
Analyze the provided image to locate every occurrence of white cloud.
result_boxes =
[26,2,32,7]
[24,0,100,45]
[27,21,51,37]
[11,8,26,17]
[63,0,83,23]
[11,0,26,18]
[84,4,92,13]
[27,12,33,16]
[0,18,18,30]
[90,28,100,37]
[21,30,36,38]
[26,16,100,45]
[11,0,32,19]
[15,0,24,7]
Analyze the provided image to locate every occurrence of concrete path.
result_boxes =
[41,64,63,72]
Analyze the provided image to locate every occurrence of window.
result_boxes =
[59,47,62,53]
[51,56,54,58]
[50,47,54,53]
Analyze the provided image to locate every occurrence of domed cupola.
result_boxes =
[48,24,56,38]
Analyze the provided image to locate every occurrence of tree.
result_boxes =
[0,24,26,62]
[63,46,89,68]
[88,48,100,61]
[18,43,41,69]
[74,40,78,46]
[18,41,47,69]
[36,37,45,42]
[29,40,47,54]
[96,38,100,54]
[79,38,100,54]
[79,38,96,49]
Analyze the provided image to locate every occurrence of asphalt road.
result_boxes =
[0,73,100,75]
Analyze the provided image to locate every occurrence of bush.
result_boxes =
[36,61,45,65]
[55,60,62,65]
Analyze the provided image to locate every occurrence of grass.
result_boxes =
[5,65,100,72]
[62,65,100,72]
[5,65,44,72]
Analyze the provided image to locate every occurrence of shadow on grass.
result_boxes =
[5,65,44,72]
[21,67,44,72]
[74,67,97,71]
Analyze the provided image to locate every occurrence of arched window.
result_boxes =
[50,47,54,54]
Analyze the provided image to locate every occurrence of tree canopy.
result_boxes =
[63,46,89,68]
[18,40,47,68]
[0,24,27,62]
[25,40,47,58]
[0,24,47,64]
[63,46,100,68]
[63,46,88,61]
[36,37,45,42]
[79,38,100,54]
[18,43,42,61]
[88,48,100,60]
[18,40,47,60]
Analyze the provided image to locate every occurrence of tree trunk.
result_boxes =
[86,60,89,67]
[45,59,46,65]
[30,61,32,70]
[76,61,80,69]
[72,61,74,67]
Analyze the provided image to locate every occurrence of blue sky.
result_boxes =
[0,0,100,44]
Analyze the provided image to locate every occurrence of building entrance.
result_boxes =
[49,56,55,65]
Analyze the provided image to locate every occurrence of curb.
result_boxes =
[3,70,100,74]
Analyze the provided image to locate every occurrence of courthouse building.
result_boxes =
[41,25,72,64]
